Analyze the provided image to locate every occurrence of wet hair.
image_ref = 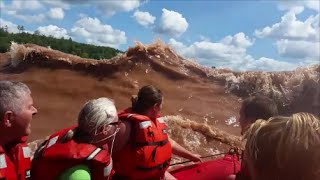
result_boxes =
[132,85,163,114]
[244,112,320,180]
[77,97,118,137]
[0,81,31,119]
[242,95,278,122]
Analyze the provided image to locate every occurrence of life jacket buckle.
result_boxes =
[228,147,239,155]
[148,132,154,137]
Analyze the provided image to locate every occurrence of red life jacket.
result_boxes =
[0,139,32,180]
[113,109,172,179]
[31,126,113,180]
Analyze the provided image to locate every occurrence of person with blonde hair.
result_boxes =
[244,112,320,180]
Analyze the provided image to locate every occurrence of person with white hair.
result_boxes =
[0,80,38,180]
[244,112,320,180]
[31,97,120,180]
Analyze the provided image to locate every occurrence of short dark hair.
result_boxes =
[132,85,163,114]
[242,95,278,121]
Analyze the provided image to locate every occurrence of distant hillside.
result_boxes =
[0,28,122,59]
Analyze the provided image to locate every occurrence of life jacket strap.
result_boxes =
[136,159,170,171]
[86,148,102,161]
[135,139,168,147]
[32,140,49,160]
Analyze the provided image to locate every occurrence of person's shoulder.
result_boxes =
[118,107,132,117]
[116,121,132,144]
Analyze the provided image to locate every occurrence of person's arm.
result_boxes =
[113,120,131,152]
[169,137,201,162]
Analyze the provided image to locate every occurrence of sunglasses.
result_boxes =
[94,116,120,135]
[109,119,121,126]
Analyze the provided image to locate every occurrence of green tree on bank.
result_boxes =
[0,27,122,60]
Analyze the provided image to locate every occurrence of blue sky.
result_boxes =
[0,0,319,71]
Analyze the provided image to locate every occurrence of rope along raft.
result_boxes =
[170,148,240,166]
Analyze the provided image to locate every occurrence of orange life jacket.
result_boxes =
[31,126,113,180]
[113,109,172,179]
[0,138,32,180]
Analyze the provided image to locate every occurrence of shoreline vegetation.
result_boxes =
[0,27,122,60]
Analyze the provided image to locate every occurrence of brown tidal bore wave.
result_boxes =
[0,41,318,155]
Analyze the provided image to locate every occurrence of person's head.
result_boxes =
[132,85,163,120]
[244,112,320,180]
[239,95,278,135]
[77,97,119,150]
[0,81,37,141]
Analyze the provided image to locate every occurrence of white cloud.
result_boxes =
[42,1,70,10]
[221,33,254,48]
[304,1,320,12]
[79,13,88,18]
[169,38,187,50]
[2,0,69,23]
[156,8,189,37]
[95,0,141,17]
[169,35,299,71]
[37,25,70,39]
[2,0,46,23]
[48,8,65,20]
[2,0,142,24]
[170,33,254,61]
[0,18,19,33]
[278,1,319,12]
[276,39,319,60]
[132,10,156,27]
[8,12,46,23]
[59,0,142,17]
[71,17,127,48]
[255,5,319,65]
[245,57,298,71]
[0,18,33,34]
[0,1,5,8]
[255,8,319,42]
[199,35,211,41]
[8,0,43,11]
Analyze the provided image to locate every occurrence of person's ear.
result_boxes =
[3,111,13,127]
[153,103,160,111]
